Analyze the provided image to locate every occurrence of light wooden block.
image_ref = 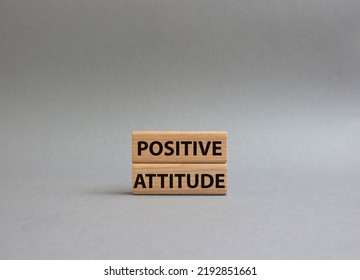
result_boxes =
[132,131,227,163]
[132,163,227,195]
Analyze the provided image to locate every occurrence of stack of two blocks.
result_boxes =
[132,131,228,195]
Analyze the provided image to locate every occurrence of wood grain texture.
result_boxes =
[132,163,227,195]
[132,131,227,163]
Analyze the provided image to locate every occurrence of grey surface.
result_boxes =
[0,0,360,259]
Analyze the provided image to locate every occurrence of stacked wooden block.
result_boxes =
[132,131,227,195]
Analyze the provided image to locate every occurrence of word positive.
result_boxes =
[137,140,222,156]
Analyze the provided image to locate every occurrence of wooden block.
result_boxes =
[132,163,227,195]
[132,131,227,163]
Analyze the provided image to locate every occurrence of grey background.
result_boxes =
[0,0,359,259]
